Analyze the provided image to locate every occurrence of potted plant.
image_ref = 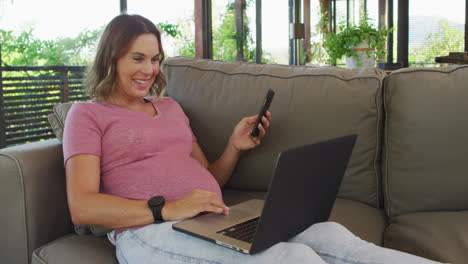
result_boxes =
[324,17,391,68]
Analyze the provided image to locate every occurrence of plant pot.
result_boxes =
[345,42,375,69]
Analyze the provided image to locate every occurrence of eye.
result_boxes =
[133,57,143,62]
[152,55,161,63]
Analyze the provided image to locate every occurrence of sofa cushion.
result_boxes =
[31,234,117,264]
[222,188,386,246]
[384,211,468,264]
[383,65,468,217]
[48,102,74,142]
[163,56,386,207]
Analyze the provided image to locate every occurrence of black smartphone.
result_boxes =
[251,89,275,137]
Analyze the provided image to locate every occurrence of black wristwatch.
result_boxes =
[148,196,165,223]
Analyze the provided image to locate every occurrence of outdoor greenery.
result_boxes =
[409,19,465,66]
[211,0,273,63]
[304,1,330,65]
[0,27,102,66]
[0,5,463,68]
[323,17,392,65]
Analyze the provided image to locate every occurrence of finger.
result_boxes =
[265,110,272,120]
[256,123,267,138]
[203,202,230,214]
[261,115,270,128]
[208,197,230,211]
[247,115,258,125]
[198,204,223,214]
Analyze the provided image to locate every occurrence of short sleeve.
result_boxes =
[62,103,103,166]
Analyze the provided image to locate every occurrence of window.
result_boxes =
[262,0,289,64]
[127,0,195,58]
[307,0,328,65]
[409,0,466,66]
[0,0,118,66]
[211,0,258,63]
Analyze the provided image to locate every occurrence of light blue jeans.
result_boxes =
[108,221,443,264]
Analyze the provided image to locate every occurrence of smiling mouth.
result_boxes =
[134,79,151,88]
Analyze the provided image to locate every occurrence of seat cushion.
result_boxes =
[329,198,386,246]
[384,211,468,264]
[163,56,387,208]
[31,234,117,264]
[222,188,386,246]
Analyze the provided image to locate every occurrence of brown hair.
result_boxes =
[84,14,166,100]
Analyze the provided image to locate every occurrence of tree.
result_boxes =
[0,26,103,66]
[409,19,464,66]
[212,0,260,62]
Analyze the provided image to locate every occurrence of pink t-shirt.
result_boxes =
[63,97,222,231]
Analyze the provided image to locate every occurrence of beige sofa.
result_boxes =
[1,56,467,264]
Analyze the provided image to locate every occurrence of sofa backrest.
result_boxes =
[383,65,468,217]
[162,57,387,208]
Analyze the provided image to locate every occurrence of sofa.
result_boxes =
[1,56,467,264]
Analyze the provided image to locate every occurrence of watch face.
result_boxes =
[149,196,164,206]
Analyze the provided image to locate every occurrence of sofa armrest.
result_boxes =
[0,139,74,264]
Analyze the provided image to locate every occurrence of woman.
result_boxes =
[63,14,442,264]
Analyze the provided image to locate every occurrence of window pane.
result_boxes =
[308,0,329,65]
[212,0,257,63]
[262,0,289,64]
[127,0,195,58]
[336,0,348,28]
[0,0,118,66]
[409,0,466,66]
[366,0,379,25]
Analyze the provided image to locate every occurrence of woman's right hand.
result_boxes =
[161,189,230,221]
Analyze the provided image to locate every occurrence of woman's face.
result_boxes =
[114,33,160,101]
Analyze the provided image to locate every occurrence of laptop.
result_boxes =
[173,134,357,254]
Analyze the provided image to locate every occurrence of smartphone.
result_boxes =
[251,89,275,137]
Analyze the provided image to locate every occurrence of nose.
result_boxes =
[142,61,156,75]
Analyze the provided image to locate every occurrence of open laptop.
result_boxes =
[173,134,357,254]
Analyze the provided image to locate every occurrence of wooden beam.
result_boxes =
[234,0,245,61]
[378,0,386,29]
[289,0,294,65]
[332,0,336,33]
[303,0,311,63]
[0,44,5,148]
[387,0,394,63]
[346,0,350,27]
[195,0,212,59]
[397,0,408,67]
[256,0,262,64]
[120,0,127,14]
[465,0,468,52]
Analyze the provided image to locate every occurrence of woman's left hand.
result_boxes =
[229,110,271,152]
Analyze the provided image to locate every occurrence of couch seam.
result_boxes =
[31,234,76,264]
[382,78,392,218]
[373,78,383,209]
[31,252,47,264]
[387,65,468,79]
[0,152,29,264]
[165,63,383,83]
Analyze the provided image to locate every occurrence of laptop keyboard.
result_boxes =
[216,217,259,243]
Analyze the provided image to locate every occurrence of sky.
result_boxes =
[0,0,465,64]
